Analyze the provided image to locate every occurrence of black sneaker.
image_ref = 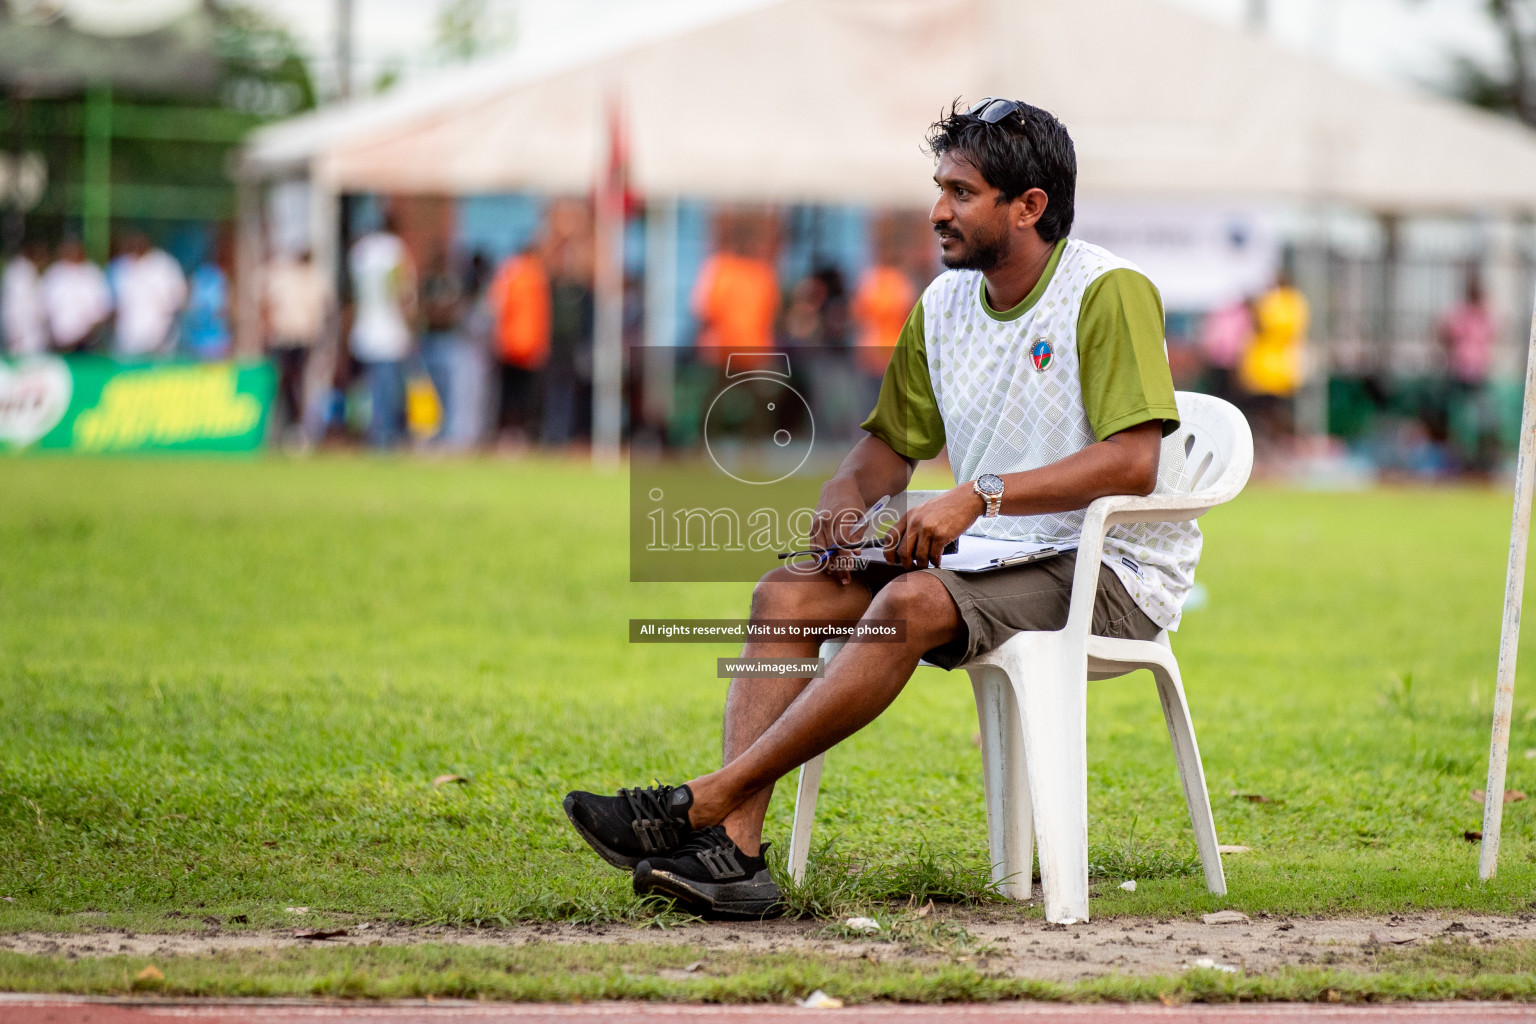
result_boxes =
[633,825,783,919]
[562,783,696,870]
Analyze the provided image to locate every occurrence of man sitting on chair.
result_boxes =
[565,99,1201,917]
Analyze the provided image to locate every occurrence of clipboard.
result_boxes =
[854,534,1073,577]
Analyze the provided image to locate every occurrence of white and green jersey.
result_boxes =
[862,237,1200,630]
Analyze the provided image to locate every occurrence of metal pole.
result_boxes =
[1247,0,1267,32]
[642,197,678,430]
[591,188,624,464]
[335,0,354,102]
[1479,284,1536,880]
[310,181,341,305]
[591,102,626,466]
[1296,229,1330,441]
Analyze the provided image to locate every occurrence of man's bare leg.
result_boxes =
[698,571,964,847]
[718,566,874,855]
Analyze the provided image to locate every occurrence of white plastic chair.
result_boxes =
[785,391,1253,924]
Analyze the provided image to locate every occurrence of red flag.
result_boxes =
[601,95,639,217]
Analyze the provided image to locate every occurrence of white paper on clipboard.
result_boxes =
[938,534,1074,573]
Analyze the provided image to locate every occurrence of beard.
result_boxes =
[935,219,1010,271]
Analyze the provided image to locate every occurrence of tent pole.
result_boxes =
[592,204,624,463]
[642,197,678,435]
[1296,218,1330,440]
[306,177,343,441]
[592,126,626,466]
[310,177,340,298]
[1479,275,1536,880]
[592,186,629,466]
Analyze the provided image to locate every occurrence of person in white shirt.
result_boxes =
[2,239,50,358]
[113,231,188,358]
[41,237,112,352]
[348,213,416,448]
[264,249,333,441]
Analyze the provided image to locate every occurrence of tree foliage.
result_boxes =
[214,2,317,117]
[434,0,517,66]
[1437,0,1536,127]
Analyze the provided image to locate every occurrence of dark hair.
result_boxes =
[925,99,1076,243]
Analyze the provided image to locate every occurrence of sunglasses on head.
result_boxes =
[967,97,1024,124]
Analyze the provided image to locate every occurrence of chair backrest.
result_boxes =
[896,391,1252,515]
[1158,391,1254,506]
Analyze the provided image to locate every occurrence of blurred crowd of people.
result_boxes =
[11,205,1503,470]
[259,203,931,453]
[1197,270,1311,441]
[1196,266,1502,473]
[277,201,608,452]
[2,230,229,361]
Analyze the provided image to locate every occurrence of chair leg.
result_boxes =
[967,665,1033,901]
[988,634,1091,924]
[1149,657,1227,896]
[785,641,842,885]
[787,753,824,884]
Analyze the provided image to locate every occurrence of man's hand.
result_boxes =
[889,485,982,569]
[810,481,869,585]
[802,434,917,585]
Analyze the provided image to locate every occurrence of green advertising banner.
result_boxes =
[0,355,274,454]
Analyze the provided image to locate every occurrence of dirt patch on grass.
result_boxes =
[4,912,1535,981]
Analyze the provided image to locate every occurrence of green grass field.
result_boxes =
[3,456,1536,937]
[7,938,1536,1004]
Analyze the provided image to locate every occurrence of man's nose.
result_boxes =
[930,196,949,224]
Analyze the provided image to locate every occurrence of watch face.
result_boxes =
[978,473,1004,496]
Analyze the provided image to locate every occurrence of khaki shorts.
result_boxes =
[856,550,1161,671]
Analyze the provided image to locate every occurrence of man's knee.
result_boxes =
[869,572,962,647]
[750,567,866,623]
[750,566,816,621]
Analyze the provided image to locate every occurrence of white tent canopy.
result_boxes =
[247,0,1536,213]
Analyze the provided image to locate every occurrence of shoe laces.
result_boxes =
[620,784,685,824]
[621,784,689,853]
[672,825,751,880]
[671,824,734,859]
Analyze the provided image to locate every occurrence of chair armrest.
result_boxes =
[1061,484,1234,635]
[1096,491,1220,527]
[1063,500,1112,637]
[1062,491,1208,634]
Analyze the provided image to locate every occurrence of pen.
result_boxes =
[777,495,894,560]
[851,494,891,539]
[777,541,884,560]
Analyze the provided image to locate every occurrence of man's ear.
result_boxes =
[1013,188,1049,231]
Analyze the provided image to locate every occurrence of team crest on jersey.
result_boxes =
[1029,338,1053,372]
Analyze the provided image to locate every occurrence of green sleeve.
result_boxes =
[859,298,946,460]
[1077,268,1180,441]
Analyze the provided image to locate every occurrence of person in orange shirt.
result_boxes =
[851,264,916,378]
[488,245,551,443]
[692,250,778,363]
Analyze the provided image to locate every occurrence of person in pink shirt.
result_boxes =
[1440,276,1496,387]
[1439,275,1499,472]
[1199,296,1254,404]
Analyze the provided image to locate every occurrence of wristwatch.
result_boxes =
[973,473,1004,517]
